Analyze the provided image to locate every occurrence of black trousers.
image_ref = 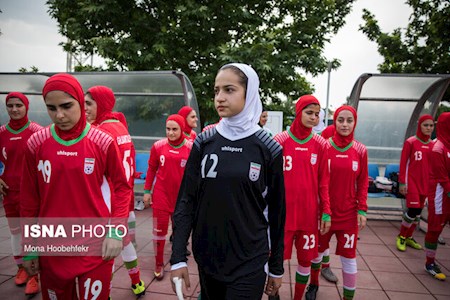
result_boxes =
[199,267,267,300]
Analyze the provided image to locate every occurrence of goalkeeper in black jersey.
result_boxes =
[170,63,286,299]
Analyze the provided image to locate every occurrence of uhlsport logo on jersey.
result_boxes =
[84,158,95,174]
[352,160,358,171]
[310,153,317,165]
[249,162,261,182]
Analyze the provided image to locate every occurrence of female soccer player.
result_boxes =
[170,63,285,300]
[308,105,368,300]
[178,106,198,141]
[424,112,450,281]
[85,85,145,296]
[142,114,192,280]
[274,95,331,300]
[396,114,435,251]
[0,92,42,296]
[20,73,130,300]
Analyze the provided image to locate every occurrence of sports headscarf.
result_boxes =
[332,105,357,148]
[416,114,434,143]
[87,86,117,126]
[42,73,86,141]
[6,92,29,131]
[215,63,262,141]
[290,95,320,140]
[321,124,335,140]
[313,109,326,134]
[167,114,185,146]
[436,112,450,150]
[113,112,128,129]
[178,106,194,135]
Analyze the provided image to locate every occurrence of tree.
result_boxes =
[47,0,355,125]
[360,0,449,115]
[360,0,449,74]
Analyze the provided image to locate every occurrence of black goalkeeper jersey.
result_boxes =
[171,128,286,282]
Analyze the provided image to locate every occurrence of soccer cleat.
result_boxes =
[425,263,446,281]
[396,235,406,251]
[25,274,40,296]
[154,265,164,280]
[438,236,446,245]
[405,237,422,250]
[14,267,28,286]
[268,294,280,300]
[131,280,145,296]
[305,284,319,300]
[134,200,145,211]
[321,267,338,283]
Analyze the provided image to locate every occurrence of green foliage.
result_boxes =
[360,0,450,74]
[18,66,39,73]
[47,0,355,125]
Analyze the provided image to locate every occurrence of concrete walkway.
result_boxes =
[0,197,449,300]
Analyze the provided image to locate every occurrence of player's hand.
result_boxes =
[143,193,152,208]
[23,258,40,276]
[358,214,367,230]
[0,178,9,196]
[102,238,122,260]
[320,220,331,235]
[170,267,190,296]
[264,275,282,296]
[399,185,407,195]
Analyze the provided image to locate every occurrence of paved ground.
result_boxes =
[0,195,449,300]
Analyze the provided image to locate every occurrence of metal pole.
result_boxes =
[325,61,332,126]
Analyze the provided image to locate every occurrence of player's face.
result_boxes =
[166,120,181,142]
[420,119,434,136]
[45,91,81,131]
[260,111,268,126]
[214,69,246,118]
[335,110,355,137]
[301,104,320,128]
[6,98,27,120]
[84,94,97,124]
[186,110,198,128]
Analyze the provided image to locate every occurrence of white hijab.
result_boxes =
[216,63,263,141]
[313,109,326,134]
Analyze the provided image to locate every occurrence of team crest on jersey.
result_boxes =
[249,162,261,182]
[84,158,95,175]
[352,161,358,171]
[310,154,317,165]
[180,159,187,168]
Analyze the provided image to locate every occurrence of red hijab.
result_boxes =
[321,124,335,140]
[6,92,29,131]
[436,112,450,150]
[167,114,186,146]
[332,105,357,148]
[416,114,434,142]
[87,86,117,126]
[42,73,86,141]
[178,106,194,135]
[290,95,320,140]
[112,112,128,129]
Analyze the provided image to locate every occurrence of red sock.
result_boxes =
[310,262,321,286]
[154,239,166,266]
[405,223,417,238]
[294,282,307,300]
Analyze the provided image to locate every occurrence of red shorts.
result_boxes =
[39,256,113,300]
[284,230,318,263]
[318,227,359,258]
[406,193,427,209]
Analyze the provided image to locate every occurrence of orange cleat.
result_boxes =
[25,274,40,296]
[15,267,28,286]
